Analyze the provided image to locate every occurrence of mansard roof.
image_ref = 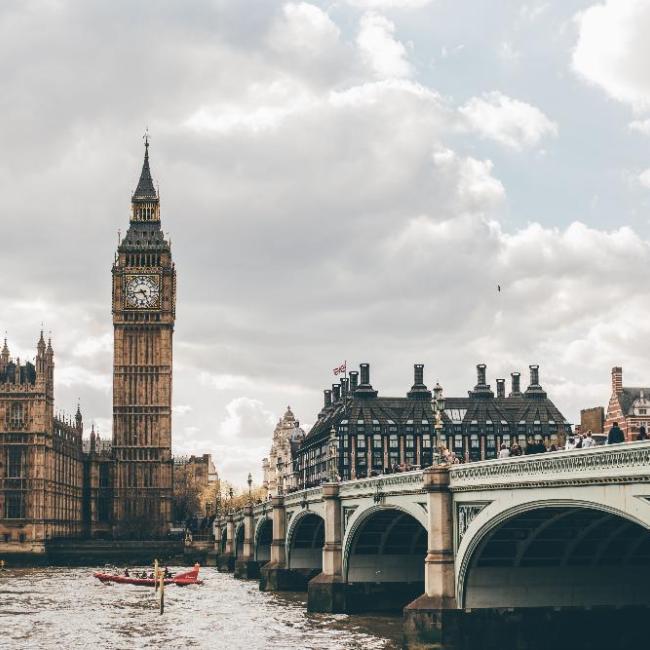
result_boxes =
[302,364,569,449]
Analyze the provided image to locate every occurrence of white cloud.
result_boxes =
[572,0,650,111]
[347,0,433,7]
[498,41,521,62]
[218,397,277,442]
[357,12,413,79]
[268,3,342,61]
[639,168,650,189]
[630,118,650,135]
[459,91,558,150]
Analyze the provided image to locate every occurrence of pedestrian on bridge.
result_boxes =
[498,444,510,459]
[607,422,625,445]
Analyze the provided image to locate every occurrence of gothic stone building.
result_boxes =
[0,141,177,553]
[0,335,84,553]
[296,363,570,486]
[604,366,650,440]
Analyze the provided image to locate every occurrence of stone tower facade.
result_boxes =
[0,334,83,553]
[112,139,176,537]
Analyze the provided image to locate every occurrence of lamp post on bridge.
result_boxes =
[276,458,285,496]
[328,426,339,483]
[247,472,253,505]
[433,382,446,461]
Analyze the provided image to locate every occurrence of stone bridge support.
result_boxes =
[217,515,235,572]
[403,467,460,649]
[235,505,259,579]
[206,521,221,567]
[307,482,345,612]
[261,495,296,590]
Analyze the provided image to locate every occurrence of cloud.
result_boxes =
[1,0,648,488]
[630,118,650,135]
[346,0,433,7]
[572,0,650,111]
[459,91,558,150]
[357,12,413,79]
[639,168,650,189]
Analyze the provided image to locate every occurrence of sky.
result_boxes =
[2,0,650,485]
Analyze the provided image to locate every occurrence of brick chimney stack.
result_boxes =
[612,367,623,394]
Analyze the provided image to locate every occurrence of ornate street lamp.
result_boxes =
[433,382,446,463]
[328,426,339,483]
[276,457,285,496]
[228,486,234,514]
[247,472,253,505]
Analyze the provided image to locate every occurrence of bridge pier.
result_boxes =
[217,515,235,572]
[260,495,302,590]
[206,521,221,567]
[307,482,346,613]
[235,505,260,579]
[403,466,459,649]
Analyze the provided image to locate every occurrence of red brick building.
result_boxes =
[604,367,650,440]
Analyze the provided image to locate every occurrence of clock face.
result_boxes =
[125,275,161,309]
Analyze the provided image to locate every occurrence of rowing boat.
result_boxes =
[93,563,202,586]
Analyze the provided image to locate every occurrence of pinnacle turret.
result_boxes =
[132,136,158,203]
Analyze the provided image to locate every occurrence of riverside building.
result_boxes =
[296,363,570,486]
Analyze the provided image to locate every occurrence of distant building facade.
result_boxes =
[580,406,605,434]
[296,363,570,487]
[604,367,650,440]
[262,407,305,495]
[174,454,218,492]
[0,335,84,553]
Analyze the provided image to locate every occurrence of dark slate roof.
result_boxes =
[0,361,36,385]
[302,389,569,449]
[619,388,650,415]
[118,221,169,252]
[132,143,158,202]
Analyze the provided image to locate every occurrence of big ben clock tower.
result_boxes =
[112,137,175,537]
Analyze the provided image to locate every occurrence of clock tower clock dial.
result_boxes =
[111,139,175,537]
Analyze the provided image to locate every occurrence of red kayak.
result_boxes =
[94,564,203,586]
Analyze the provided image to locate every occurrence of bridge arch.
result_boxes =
[287,511,324,573]
[457,500,650,609]
[342,504,427,611]
[254,516,273,563]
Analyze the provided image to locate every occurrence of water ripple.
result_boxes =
[0,567,402,650]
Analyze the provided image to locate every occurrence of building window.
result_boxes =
[640,409,647,415]
[6,447,24,478]
[9,403,25,429]
[406,435,414,449]
[5,492,24,519]
[357,436,366,449]
[422,436,431,448]
[389,434,398,448]
[373,434,382,449]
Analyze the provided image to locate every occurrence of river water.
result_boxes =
[0,566,403,649]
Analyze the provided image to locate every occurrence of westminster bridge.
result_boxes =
[209,442,650,649]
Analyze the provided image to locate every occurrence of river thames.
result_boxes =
[0,566,402,649]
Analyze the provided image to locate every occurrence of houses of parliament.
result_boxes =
[0,140,176,553]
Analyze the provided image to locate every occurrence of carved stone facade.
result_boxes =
[0,334,84,552]
[112,140,176,536]
[262,407,305,496]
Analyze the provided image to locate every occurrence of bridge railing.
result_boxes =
[449,440,650,490]
[338,469,425,496]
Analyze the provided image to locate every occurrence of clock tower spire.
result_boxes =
[111,137,176,537]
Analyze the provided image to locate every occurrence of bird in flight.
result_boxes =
[497,285,501,292]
